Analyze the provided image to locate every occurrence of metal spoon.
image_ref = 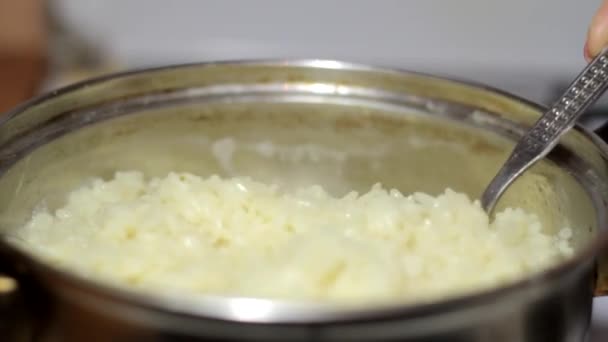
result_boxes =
[481,49,608,213]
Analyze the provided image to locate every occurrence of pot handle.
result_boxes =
[593,119,608,296]
[0,246,38,341]
[597,259,608,296]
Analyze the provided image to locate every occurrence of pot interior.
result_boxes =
[0,62,605,312]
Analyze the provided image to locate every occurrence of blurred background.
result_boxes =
[1,0,608,339]
[47,0,598,100]
[0,0,606,128]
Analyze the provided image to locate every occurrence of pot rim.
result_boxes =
[2,58,608,324]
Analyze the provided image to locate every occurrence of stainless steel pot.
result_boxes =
[1,60,608,342]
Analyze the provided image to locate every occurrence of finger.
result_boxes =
[586,0,608,61]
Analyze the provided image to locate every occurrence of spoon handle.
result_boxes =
[481,49,608,212]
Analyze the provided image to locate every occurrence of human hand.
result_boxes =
[586,0,608,61]
[0,0,47,112]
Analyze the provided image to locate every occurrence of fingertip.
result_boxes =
[585,41,592,62]
[587,0,608,60]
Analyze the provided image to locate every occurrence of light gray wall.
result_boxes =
[53,0,601,104]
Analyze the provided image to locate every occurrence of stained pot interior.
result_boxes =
[0,96,597,255]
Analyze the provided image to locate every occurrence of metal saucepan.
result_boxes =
[1,60,608,342]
